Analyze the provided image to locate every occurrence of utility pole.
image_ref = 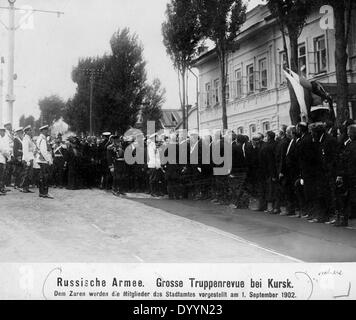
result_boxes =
[89,73,94,136]
[80,68,104,136]
[0,57,4,125]
[6,0,15,126]
[0,0,64,126]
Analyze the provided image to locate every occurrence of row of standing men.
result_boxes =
[1,121,355,227]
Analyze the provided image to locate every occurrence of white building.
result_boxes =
[193,4,356,137]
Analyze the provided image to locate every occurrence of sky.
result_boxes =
[0,0,263,127]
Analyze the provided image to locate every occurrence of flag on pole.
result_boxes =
[283,69,309,123]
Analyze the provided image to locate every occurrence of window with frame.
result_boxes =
[237,127,244,135]
[205,83,211,107]
[262,121,270,133]
[234,69,242,98]
[259,58,268,91]
[226,75,230,101]
[279,51,288,85]
[298,43,307,77]
[249,124,256,137]
[213,79,220,104]
[247,64,254,93]
[314,36,327,74]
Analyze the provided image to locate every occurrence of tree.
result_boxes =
[325,0,354,125]
[140,79,166,134]
[162,0,201,130]
[38,95,66,126]
[266,0,313,124]
[65,28,147,135]
[19,115,36,128]
[197,0,247,129]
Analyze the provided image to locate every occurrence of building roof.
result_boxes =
[161,109,182,128]
[192,4,274,68]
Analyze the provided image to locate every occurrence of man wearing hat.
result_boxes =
[3,122,14,188]
[98,132,111,190]
[13,127,24,189]
[107,135,126,196]
[20,125,35,193]
[336,124,356,227]
[0,126,11,195]
[35,125,54,199]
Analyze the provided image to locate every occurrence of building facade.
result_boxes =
[193,4,356,137]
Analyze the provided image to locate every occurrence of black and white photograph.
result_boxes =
[0,0,356,304]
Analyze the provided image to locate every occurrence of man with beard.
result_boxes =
[245,133,264,210]
[260,131,278,214]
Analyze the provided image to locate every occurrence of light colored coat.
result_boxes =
[22,134,35,164]
[35,134,53,165]
[0,136,10,164]
[147,140,161,169]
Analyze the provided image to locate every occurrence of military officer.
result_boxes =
[0,126,10,195]
[107,135,126,196]
[13,127,24,189]
[3,122,14,188]
[20,125,35,193]
[35,125,54,199]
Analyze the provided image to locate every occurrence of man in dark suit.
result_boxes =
[280,126,299,216]
[13,127,24,189]
[336,124,356,227]
[260,131,278,213]
[274,125,289,214]
[296,122,321,221]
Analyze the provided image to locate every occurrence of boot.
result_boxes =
[334,214,348,227]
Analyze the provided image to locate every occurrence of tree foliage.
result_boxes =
[197,0,247,129]
[140,79,166,134]
[38,95,66,127]
[162,0,201,129]
[64,28,147,135]
[323,0,355,125]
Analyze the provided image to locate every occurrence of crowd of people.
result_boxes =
[0,119,355,228]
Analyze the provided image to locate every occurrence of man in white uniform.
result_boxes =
[35,125,54,199]
[20,125,35,193]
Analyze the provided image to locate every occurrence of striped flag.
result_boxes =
[283,69,309,123]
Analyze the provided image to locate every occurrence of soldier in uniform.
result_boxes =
[20,125,35,193]
[98,132,112,190]
[13,127,24,189]
[107,135,126,196]
[52,134,67,188]
[3,122,14,188]
[35,125,54,199]
[0,126,10,195]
